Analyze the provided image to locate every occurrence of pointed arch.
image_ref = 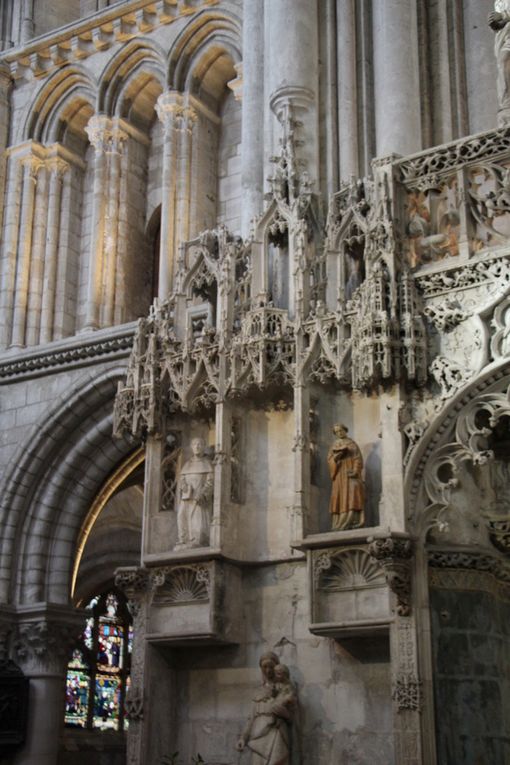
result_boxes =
[22,64,97,146]
[0,367,137,607]
[98,37,166,130]
[168,10,241,110]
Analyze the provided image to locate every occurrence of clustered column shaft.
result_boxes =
[84,115,128,331]
[156,91,197,301]
[0,145,72,348]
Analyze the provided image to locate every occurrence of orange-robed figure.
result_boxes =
[327,423,365,531]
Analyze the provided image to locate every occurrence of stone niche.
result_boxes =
[233,404,295,560]
[143,419,214,560]
[146,560,242,645]
[309,545,392,636]
[308,387,382,535]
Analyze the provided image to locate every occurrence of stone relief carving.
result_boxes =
[237,652,298,765]
[404,180,461,268]
[423,298,468,332]
[327,424,365,531]
[368,538,414,616]
[175,438,214,550]
[150,565,210,604]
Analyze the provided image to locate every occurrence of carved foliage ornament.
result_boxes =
[392,674,423,713]
[417,381,510,539]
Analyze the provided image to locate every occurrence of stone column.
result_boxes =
[0,61,12,227]
[25,163,48,345]
[11,154,40,348]
[0,152,22,347]
[19,0,34,44]
[53,168,73,339]
[156,92,181,302]
[40,157,69,343]
[13,606,85,765]
[337,0,359,180]
[175,106,196,256]
[103,121,127,327]
[264,0,320,183]
[84,115,109,331]
[464,0,498,133]
[241,0,265,235]
[372,0,422,157]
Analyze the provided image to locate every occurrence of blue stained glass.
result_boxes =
[93,676,121,731]
[65,669,90,728]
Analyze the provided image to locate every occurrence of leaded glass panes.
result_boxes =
[64,588,132,732]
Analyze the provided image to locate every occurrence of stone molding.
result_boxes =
[428,548,510,581]
[0,0,220,82]
[0,323,135,383]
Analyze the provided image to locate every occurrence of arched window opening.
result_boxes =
[268,228,289,310]
[65,589,133,732]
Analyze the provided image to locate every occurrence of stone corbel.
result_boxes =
[368,537,414,616]
[115,566,149,621]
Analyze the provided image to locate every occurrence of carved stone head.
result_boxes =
[191,437,206,457]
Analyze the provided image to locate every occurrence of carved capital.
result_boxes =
[156,92,197,134]
[115,567,150,620]
[20,153,43,178]
[85,115,128,153]
[14,617,83,673]
[368,537,414,616]
[46,156,70,178]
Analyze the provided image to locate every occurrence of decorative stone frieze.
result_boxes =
[392,674,423,713]
[3,0,219,81]
[368,537,414,616]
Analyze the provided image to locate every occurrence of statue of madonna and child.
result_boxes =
[236,652,300,765]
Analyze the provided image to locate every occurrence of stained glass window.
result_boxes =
[65,589,132,732]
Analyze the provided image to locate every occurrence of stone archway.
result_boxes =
[404,360,510,765]
[0,366,141,765]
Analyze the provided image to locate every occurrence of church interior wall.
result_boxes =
[1,1,510,763]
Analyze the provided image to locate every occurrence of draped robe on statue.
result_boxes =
[327,436,365,530]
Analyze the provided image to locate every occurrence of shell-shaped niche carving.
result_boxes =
[154,566,210,605]
[319,549,385,591]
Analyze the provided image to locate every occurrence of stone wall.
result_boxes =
[430,584,510,765]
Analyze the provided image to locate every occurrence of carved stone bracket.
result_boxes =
[368,537,414,616]
[115,567,150,621]
[125,689,144,722]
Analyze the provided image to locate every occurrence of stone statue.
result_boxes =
[175,437,214,549]
[236,653,298,764]
[327,423,365,530]
[489,2,510,126]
